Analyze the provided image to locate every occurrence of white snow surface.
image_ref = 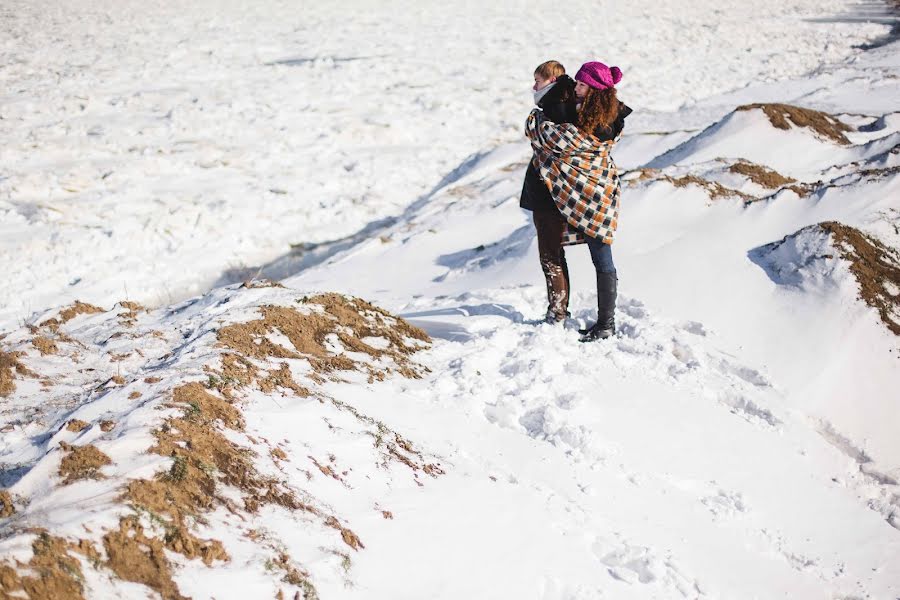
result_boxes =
[2,1,900,599]
[0,0,889,327]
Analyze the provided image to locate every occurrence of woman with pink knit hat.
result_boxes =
[525,60,632,342]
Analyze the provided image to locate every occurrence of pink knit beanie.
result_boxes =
[574,62,623,90]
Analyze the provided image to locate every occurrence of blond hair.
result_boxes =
[534,60,565,80]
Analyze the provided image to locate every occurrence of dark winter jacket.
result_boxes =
[519,75,578,212]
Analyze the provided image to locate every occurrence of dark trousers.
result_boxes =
[533,209,570,318]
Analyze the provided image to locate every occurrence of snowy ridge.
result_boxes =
[0,287,444,599]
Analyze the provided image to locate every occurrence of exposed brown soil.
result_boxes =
[821,222,900,335]
[58,443,112,484]
[626,168,661,182]
[0,531,86,600]
[66,419,90,432]
[665,175,754,201]
[128,391,142,399]
[728,160,796,188]
[784,183,817,197]
[144,376,162,384]
[737,103,852,145]
[40,301,105,333]
[217,294,430,384]
[0,491,14,518]
[103,517,187,600]
[1,295,437,599]
[118,301,145,326]
[0,350,37,398]
[31,336,58,356]
[117,381,338,597]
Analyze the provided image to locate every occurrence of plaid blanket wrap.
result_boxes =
[525,108,621,246]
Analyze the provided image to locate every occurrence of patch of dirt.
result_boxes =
[737,103,852,145]
[40,301,104,333]
[783,183,817,197]
[119,382,331,597]
[664,175,754,202]
[310,456,344,483]
[821,222,900,335]
[728,160,796,188]
[31,336,58,356]
[58,443,112,484]
[0,531,86,600]
[0,491,14,518]
[1,296,439,599]
[103,517,187,600]
[246,529,318,597]
[269,551,317,597]
[66,419,90,432]
[144,376,162,384]
[217,294,430,383]
[117,301,145,326]
[0,349,37,397]
[624,168,661,182]
[100,420,116,432]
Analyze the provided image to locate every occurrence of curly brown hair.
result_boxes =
[576,87,619,136]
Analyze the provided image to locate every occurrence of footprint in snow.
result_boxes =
[701,489,748,520]
[591,537,703,598]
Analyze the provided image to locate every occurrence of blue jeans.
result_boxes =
[585,236,616,274]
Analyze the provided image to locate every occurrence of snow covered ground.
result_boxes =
[0,0,889,328]
[2,0,900,599]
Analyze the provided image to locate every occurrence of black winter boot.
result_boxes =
[579,272,617,342]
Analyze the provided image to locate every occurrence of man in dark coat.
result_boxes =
[520,63,578,323]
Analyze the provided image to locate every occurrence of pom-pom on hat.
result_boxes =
[574,62,623,90]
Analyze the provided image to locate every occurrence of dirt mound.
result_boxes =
[117,301,146,326]
[736,103,852,145]
[728,160,796,188]
[65,419,90,432]
[118,381,328,597]
[39,301,105,333]
[820,222,900,335]
[0,491,13,518]
[217,294,430,382]
[103,517,187,600]
[31,336,58,356]
[0,349,37,397]
[0,531,86,600]
[664,175,753,202]
[1,294,437,599]
[58,443,112,484]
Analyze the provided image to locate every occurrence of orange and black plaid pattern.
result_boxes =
[525,109,621,246]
